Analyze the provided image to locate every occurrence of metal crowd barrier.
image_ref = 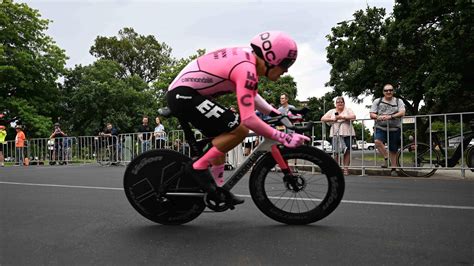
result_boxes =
[319,112,474,177]
[1,112,472,178]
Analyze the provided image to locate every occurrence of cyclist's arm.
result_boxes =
[254,93,280,116]
[231,64,280,140]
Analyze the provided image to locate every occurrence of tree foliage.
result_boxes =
[62,60,156,135]
[304,92,336,122]
[326,1,474,116]
[0,0,67,137]
[352,121,373,142]
[90,27,173,83]
[304,93,336,140]
[258,75,298,108]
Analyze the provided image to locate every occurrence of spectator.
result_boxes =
[321,96,356,175]
[153,116,166,149]
[173,138,189,155]
[0,112,17,167]
[99,122,118,162]
[49,123,67,162]
[256,110,271,121]
[15,125,26,166]
[0,124,6,167]
[277,93,295,115]
[243,130,259,156]
[277,94,296,132]
[137,116,152,153]
[370,84,406,176]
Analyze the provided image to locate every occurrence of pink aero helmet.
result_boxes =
[250,31,298,69]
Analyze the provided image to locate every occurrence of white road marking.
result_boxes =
[0,181,122,191]
[1,181,473,210]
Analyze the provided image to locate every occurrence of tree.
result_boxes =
[304,92,337,122]
[90,27,173,83]
[390,0,474,115]
[352,121,372,142]
[258,75,299,108]
[326,1,474,116]
[304,93,336,140]
[0,0,67,137]
[62,60,156,135]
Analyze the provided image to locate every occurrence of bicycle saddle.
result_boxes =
[158,107,173,118]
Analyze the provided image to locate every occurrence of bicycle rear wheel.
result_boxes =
[466,146,474,172]
[397,143,440,177]
[249,146,345,225]
[124,149,205,225]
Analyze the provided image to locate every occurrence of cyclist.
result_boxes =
[166,31,310,205]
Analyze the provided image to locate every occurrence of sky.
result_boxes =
[24,0,395,120]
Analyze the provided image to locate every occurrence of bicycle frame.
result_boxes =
[222,138,284,190]
[431,131,474,167]
[158,106,313,198]
[173,113,295,187]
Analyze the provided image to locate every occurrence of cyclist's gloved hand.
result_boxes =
[274,131,310,148]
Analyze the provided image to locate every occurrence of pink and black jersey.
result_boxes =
[169,47,257,98]
[168,47,280,140]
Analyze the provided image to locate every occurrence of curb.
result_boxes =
[346,168,474,180]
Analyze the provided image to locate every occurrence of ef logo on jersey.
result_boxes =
[244,71,258,90]
[197,100,225,118]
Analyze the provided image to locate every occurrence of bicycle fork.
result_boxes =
[270,145,305,192]
[271,144,291,175]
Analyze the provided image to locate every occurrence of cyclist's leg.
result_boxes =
[208,125,249,186]
[167,87,246,204]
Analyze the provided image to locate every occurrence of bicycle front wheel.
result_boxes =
[397,142,440,177]
[249,145,345,225]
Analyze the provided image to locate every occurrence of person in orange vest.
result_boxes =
[15,125,26,166]
[0,124,6,167]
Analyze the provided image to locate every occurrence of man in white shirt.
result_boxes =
[277,93,295,115]
[370,84,406,176]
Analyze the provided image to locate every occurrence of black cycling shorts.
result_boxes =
[166,86,240,137]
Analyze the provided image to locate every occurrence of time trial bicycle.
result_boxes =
[123,108,345,225]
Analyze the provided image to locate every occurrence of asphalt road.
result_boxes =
[1,165,473,265]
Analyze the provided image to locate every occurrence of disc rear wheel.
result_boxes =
[124,149,205,225]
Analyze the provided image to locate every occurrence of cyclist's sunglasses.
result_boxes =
[279,58,296,70]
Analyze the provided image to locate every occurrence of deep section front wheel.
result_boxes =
[249,145,345,225]
[124,149,205,225]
